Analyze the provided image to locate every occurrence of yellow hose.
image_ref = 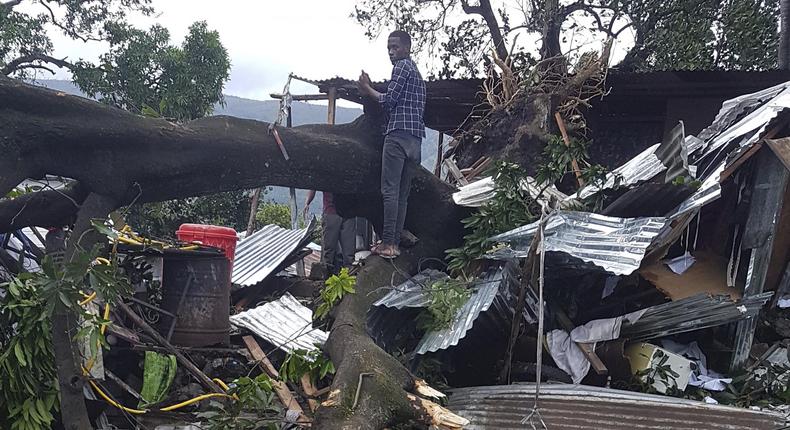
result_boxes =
[213,378,230,392]
[117,235,142,246]
[78,261,235,414]
[94,257,111,266]
[158,393,234,411]
[79,291,97,306]
[88,379,148,415]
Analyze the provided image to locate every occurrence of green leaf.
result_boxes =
[90,219,117,240]
[14,343,27,367]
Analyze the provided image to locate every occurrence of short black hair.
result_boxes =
[388,30,411,47]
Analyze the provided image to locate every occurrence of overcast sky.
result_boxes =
[27,0,394,101]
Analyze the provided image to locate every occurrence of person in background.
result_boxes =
[304,190,355,273]
[357,30,426,259]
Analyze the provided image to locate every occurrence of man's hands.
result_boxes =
[357,70,380,99]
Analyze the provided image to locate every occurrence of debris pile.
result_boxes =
[3,81,790,430]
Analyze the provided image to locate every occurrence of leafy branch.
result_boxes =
[314,267,356,320]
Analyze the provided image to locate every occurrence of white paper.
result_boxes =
[664,251,696,275]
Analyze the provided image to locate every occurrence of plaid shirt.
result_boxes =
[378,58,426,138]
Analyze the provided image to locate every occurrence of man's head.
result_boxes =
[387,30,411,64]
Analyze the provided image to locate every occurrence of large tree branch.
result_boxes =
[461,0,509,61]
[0,74,473,428]
[0,0,23,9]
[1,53,74,76]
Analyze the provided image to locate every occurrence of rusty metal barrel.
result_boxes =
[160,250,230,347]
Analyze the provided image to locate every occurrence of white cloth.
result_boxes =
[661,339,731,391]
[547,310,645,383]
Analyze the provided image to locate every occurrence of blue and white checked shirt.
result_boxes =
[377,58,426,138]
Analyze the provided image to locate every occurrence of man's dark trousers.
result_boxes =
[381,130,421,245]
[322,214,355,272]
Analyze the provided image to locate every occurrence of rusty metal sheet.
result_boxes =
[447,384,787,430]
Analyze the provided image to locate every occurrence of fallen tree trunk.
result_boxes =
[0,75,470,428]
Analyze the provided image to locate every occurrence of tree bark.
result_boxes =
[781,0,790,69]
[462,0,509,61]
[0,75,471,428]
[51,192,119,430]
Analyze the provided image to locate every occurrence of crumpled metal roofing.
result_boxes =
[453,176,568,208]
[231,219,317,287]
[229,292,327,353]
[372,269,449,308]
[371,264,537,355]
[489,211,668,275]
[447,383,788,430]
[574,143,666,200]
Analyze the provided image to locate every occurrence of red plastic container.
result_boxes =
[176,224,239,267]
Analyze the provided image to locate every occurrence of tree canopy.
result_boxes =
[72,20,230,121]
[353,0,780,77]
[0,0,153,76]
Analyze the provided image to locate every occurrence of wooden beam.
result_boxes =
[720,143,764,183]
[242,335,311,423]
[270,92,329,101]
[552,304,608,375]
[443,158,469,186]
[327,87,337,125]
[434,133,444,177]
[730,149,790,370]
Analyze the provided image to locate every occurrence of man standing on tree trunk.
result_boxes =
[358,30,426,259]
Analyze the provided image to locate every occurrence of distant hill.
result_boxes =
[32,80,441,215]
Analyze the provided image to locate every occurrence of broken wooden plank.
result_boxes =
[242,335,311,422]
[720,143,764,183]
[466,157,491,180]
[766,138,790,172]
[117,301,222,393]
[552,304,608,375]
[300,374,320,412]
[443,158,469,186]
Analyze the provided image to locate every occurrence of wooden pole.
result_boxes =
[554,112,585,188]
[117,301,222,393]
[434,133,445,177]
[242,336,311,423]
[245,188,262,237]
[327,87,337,126]
[286,105,306,277]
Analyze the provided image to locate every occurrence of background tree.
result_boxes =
[353,0,780,76]
[72,20,230,120]
[0,0,153,77]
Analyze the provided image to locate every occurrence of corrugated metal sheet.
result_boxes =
[229,292,327,353]
[416,266,517,354]
[372,269,449,309]
[231,219,317,287]
[573,143,666,200]
[489,211,668,275]
[369,263,537,355]
[621,292,774,341]
[447,383,788,430]
[453,176,568,208]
